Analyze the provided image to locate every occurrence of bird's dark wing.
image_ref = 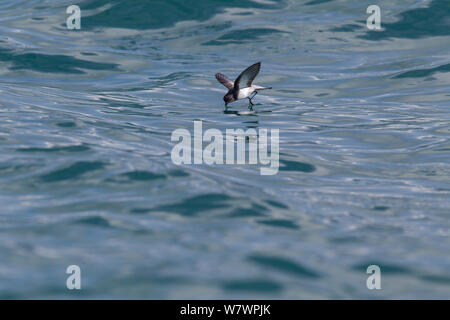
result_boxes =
[215,73,234,89]
[234,62,261,91]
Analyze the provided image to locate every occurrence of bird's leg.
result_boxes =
[247,91,257,109]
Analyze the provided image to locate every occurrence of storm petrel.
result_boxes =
[215,62,272,108]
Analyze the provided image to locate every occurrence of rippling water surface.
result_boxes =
[0,0,449,299]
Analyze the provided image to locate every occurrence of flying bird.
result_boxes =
[215,62,272,108]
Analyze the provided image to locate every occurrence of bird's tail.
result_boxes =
[255,86,272,90]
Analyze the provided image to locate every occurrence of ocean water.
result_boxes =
[0,0,449,299]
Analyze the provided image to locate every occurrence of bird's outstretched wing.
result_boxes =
[215,73,234,89]
[234,62,261,91]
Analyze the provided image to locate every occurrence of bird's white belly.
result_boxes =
[237,87,255,100]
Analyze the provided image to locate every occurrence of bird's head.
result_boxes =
[223,93,234,107]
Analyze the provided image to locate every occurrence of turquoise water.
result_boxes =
[0,0,449,299]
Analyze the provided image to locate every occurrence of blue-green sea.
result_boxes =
[0,0,449,299]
